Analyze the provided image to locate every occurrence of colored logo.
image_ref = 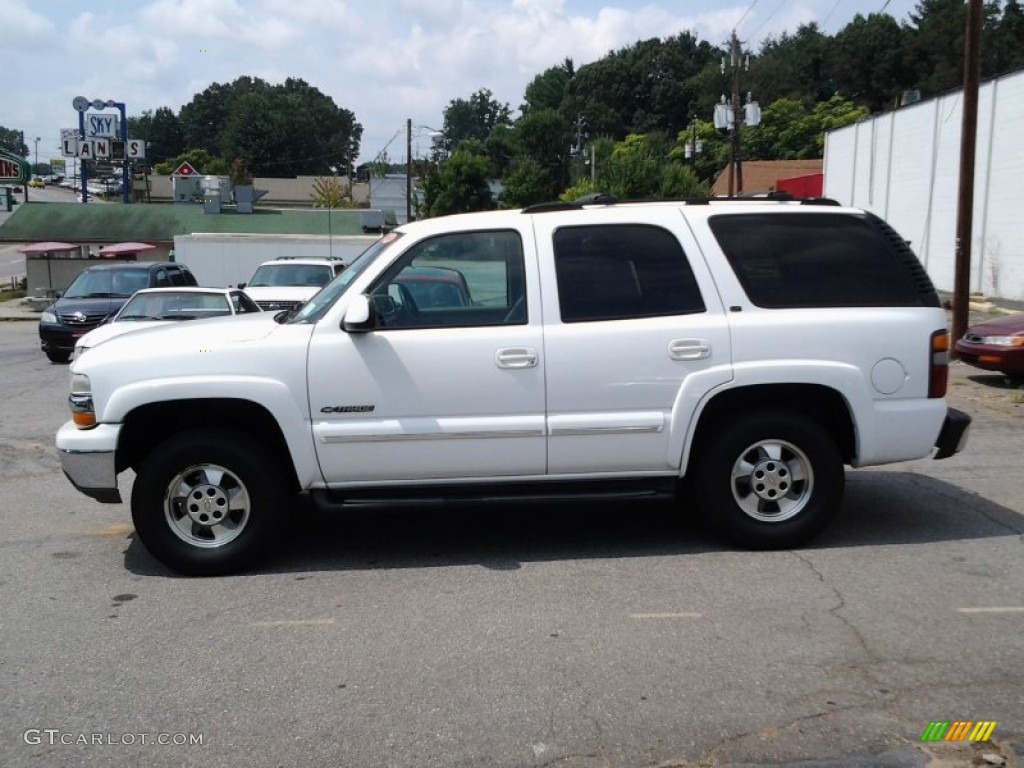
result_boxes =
[920,721,997,742]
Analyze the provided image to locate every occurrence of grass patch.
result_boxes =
[0,289,26,302]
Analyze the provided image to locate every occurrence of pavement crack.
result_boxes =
[790,552,880,667]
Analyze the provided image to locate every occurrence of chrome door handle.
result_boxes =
[668,339,711,361]
[495,347,538,369]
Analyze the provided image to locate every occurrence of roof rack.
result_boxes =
[521,193,841,214]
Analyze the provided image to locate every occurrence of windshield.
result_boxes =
[117,291,231,321]
[64,268,150,299]
[290,234,403,324]
[248,264,333,288]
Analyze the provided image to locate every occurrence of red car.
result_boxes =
[955,313,1024,381]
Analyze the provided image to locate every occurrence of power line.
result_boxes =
[821,0,841,29]
[746,0,785,42]
[734,0,758,34]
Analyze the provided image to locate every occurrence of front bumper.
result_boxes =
[933,407,971,460]
[55,421,122,503]
[39,323,98,353]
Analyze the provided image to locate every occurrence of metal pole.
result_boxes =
[406,118,412,223]
[21,131,28,202]
[79,111,88,204]
[733,32,744,195]
[951,0,982,354]
[118,103,129,204]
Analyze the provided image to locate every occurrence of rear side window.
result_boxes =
[709,212,934,308]
[553,224,705,323]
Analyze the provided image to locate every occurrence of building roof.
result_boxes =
[0,202,369,244]
[711,159,824,197]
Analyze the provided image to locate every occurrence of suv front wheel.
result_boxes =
[693,411,844,549]
[131,429,287,575]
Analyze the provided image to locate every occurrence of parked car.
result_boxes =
[954,313,1024,381]
[74,287,262,357]
[241,257,346,312]
[27,178,46,189]
[57,198,970,575]
[38,262,197,363]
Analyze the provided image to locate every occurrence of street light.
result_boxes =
[33,137,39,177]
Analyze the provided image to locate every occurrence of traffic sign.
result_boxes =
[171,162,199,177]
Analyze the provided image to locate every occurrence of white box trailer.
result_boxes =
[171,233,380,288]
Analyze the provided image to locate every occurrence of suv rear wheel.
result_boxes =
[131,429,287,575]
[693,411,844,549]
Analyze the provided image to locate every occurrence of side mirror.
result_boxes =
[342,294,376,333]
[54,291,63,299]
[238,282,247,289]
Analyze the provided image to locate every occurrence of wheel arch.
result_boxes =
[116,399,303,495]
[682,383,856,475]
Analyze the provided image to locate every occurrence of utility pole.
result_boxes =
[715,32,759,197]
[406,118,413,223]
[951,0,983,354]
[730,31,742,196]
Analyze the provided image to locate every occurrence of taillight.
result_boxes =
[929,330,949,398]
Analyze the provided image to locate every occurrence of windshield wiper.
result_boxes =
[118,314,162,321]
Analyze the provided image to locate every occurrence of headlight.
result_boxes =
[41,311,57,323]
[69,373,96,428]
[980,335,1024,347]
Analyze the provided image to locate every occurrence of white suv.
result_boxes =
[56,196,971,575]
[241,257,346,312]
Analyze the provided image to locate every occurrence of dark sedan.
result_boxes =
[954,313,1024,381]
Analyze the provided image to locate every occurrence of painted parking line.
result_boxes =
[251,618,337,627]
[630,612,702,619]
[957,607,1024,614]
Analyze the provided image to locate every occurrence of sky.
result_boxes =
[1,0,919,167]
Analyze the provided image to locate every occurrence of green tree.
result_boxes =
[128,107,184,164]
[499,158,552,208]
[0,126,27,156]
[992,0,1024,74]
[901,0,1001,95]
[421,149,495,217]
[749,24,834,106]
[600,134,666,198]
[830,14,907,111]
[153,149,226,176]
[511,108,571,195]
[521,59,574,116]
[442,89,512,152]
[561,33,717,141]
[745,96,867,160]
[178,76,361,177]
[310,176,348,208]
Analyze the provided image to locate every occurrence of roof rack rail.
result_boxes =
[521,193,842,213]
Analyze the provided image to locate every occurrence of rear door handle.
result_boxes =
[495,347,538,369]
[668,339,711,361]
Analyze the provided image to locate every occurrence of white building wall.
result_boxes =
[824,69,1024,300]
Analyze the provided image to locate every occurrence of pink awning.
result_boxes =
[19,242,79,254]
[97,242,157,256]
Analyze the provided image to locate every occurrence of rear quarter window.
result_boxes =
[708,212,937,308]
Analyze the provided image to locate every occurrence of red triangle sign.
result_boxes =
[172,162,199,177]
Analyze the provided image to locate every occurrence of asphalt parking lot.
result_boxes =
[0,319,1021,768]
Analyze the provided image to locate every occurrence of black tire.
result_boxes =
[131,429,288,575]
[45,348,71,364]
[692,411,844,550]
